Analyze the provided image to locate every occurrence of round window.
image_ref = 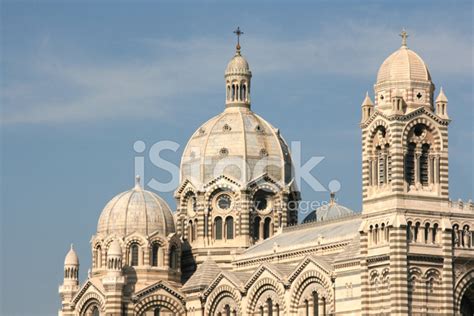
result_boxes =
[217,194,232,210]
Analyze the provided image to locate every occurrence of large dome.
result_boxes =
[376,45,431,84]
[97,177,175,236]
[180,106,293,186]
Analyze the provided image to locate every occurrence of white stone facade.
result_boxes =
[59,33,474,316]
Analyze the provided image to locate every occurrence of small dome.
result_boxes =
[97,177,175,237]
[108,239,122,256]
[225,53,251,76]
[64,244,79,266]
[180,107,293,186]
[376,46,431,84]
[303,193,355,223]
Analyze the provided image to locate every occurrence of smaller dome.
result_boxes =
[225,52,251,76]
[376,46,431,84]
[64,244,79,266]
[108,240,122,257]
[303,193,355,223]
[97,176,175,237]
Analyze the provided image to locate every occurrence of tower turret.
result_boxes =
[102,239,125,315]
[361,92,374,123]
[225,27,252,108]
[106,239,123,275]
[59,244,80,315]
[435,87,449,119]
[359,31,454,315]
[361,30,450,205]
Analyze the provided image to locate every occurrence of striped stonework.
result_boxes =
[359,231,370,315]
[361,108,450,208]
[440,227,455,314]
[389,225,409,315]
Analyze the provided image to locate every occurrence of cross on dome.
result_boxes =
[400,28,409,47]
[233,26,244,53]
[134,174,141,189]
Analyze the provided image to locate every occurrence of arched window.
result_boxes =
[405,142,416,185]
[267,298,273,316]
[305,299,309,316]
[151,243,159,267]
[169,245,179,269]
[373,224,379,245]
[432,223,438,244]
[193,219,198,241]
[420,144,430,186]
[376,146,385,185]
[188,220,193,241]
[92,306,100,316]
[130,243,139,266]
[407,221,413,242]
[226,216,234,239]
[264,217,272,239]
[242,84,247,101]
[215,217,223,240]
[154,307,160,316]
[224,304,231,316]
[424,223,430,243]
[95,245,102,268]
[260,305,264,316]
[253,216,261,240]
[275,304,280,316]
[414,222,421,242]
[232,85,236,101]
[312,291,319,316]
[370,127,390,187]
[227,85,230,101]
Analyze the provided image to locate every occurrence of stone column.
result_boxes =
[428,155,433,185]
[414,150,422,187]
[368,157,373,186]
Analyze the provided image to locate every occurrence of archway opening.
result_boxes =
[460,282,474,316]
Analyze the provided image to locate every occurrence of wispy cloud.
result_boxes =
[1,23,471,124]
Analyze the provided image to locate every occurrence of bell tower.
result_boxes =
[359,31,454,316]
[361,30,450,210]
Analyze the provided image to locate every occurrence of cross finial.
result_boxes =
[233,26,244,53]
[399,28,408,47]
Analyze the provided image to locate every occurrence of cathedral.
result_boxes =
[58,30,474,315]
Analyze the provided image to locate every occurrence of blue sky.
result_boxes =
[1,1,472,315]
